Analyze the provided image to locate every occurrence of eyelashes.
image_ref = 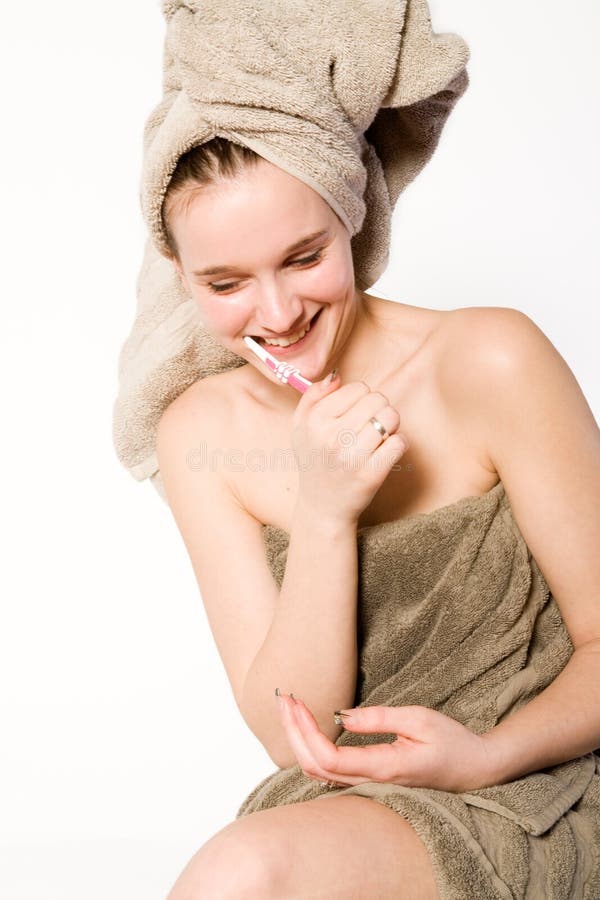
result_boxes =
[206,249,324,294]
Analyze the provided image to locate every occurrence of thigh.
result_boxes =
[168,793,440,900]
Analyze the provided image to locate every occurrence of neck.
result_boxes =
[244,291,416,408]
[331,292,417,392]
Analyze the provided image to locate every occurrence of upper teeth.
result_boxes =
[263,320,312,347]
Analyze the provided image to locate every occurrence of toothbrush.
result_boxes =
[243,335,313,393]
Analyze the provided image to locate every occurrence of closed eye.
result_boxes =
[206,249,324,295]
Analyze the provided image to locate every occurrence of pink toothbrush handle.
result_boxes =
[272,360,313,393]
[288,371,313,393]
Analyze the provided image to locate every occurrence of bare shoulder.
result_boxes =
[155,369,229,463]
[433,306,545,472]
[436,303,597,467]
[443,302,534,344]
[437,309,600,652]
[439,303,596,429]
[156,365,258,505]
[437,305,543,393]
[157,365,249,438]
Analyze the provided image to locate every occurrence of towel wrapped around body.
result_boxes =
[112,3,600,894]
[237,481,600,899]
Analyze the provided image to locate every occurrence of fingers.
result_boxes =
[354,410,402,454]
[295,379,371,421]
[294,378,409,461]
[344,389,401,433]
[337,704,430,737]
[278,698,466,790]
[316,380,371,418]
[277,694,353,786]
[296,698,398,781]
[367,434,409,474]
[318,383,399,427]
[293,369,343,413]
[311,383,407,453]
[277,693,333,778]
[279,694,396,785]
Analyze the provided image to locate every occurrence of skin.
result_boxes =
[164,159,444,898]
[276,692,494,793]
[165,156,488,537]
[167,156,422,408]
[162,157,600,899]
[166,146,514,792]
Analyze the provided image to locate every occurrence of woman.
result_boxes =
[153,137,600,899]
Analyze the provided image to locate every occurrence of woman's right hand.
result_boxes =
[290,372,410,526]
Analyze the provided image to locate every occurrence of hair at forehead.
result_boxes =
[161,136,346,260]
[162,137,262,260]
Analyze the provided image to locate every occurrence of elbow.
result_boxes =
[269,726,344,771]
[269,743,298,771]
[271,753,297,771]
[240,705,298,770]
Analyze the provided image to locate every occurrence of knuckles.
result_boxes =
[370,390,389,405]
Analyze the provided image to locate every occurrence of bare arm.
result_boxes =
[445,308,600,783]
[241,502,359,769]
[157,374,406,771]
[156,382,359,769]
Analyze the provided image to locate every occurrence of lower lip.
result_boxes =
[257,309,322,355]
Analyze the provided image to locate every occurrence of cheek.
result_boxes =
[196,299,250,335]
[304,254,353,297]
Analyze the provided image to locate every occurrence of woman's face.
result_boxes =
[168,158,360,383]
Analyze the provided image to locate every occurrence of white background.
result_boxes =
[1,1,598,898]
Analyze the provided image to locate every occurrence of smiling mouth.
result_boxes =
[250,309,322,345]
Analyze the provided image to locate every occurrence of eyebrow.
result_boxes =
[190,229,330,277]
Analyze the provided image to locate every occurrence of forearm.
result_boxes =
[241,503,358,768]
[481,640,600,786]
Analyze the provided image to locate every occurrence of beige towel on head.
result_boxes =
[112,0,470,498]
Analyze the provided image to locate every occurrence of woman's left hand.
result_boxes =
[276,693,497,793]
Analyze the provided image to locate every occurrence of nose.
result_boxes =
[254,286,306,336]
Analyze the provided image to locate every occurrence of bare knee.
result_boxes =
[166,822,281,900]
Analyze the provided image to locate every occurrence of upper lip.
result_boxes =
[250,310,320,341]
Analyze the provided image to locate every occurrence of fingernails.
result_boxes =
[323,367,338,386]
[274,687,297,704]
[333,710,353,725]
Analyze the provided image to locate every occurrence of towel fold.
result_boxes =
[112,0,470,496]
[237,481,600,898]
